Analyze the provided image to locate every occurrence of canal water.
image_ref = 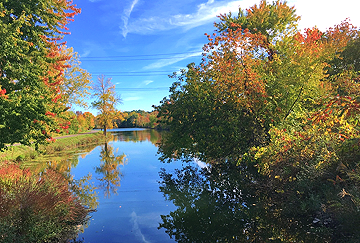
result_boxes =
[72,128,187,243]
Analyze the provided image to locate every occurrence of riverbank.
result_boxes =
[0,131,104,164]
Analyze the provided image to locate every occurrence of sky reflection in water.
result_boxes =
[72,129,182,243]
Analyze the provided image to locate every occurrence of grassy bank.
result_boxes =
[0,132,104,164]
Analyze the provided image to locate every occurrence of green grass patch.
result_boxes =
[0,132,104,164]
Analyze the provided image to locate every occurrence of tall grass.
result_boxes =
[0,163,91,242]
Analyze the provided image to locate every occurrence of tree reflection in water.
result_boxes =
[114,128,161,145]
[95,142,126,198]
[158,162,335,243]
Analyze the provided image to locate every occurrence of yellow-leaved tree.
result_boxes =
[60,46,92,108]
[91,75,121,136]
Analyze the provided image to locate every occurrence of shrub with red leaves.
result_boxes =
[0,164,90,242]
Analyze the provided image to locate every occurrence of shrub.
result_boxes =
[0,163,90,242]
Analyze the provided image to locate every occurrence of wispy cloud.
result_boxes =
[124,0,254,35]
[121,0,140,38]
[79,41,108,58]
[143,51,202,70]
[130,211,151,243]
[142,80,153,85]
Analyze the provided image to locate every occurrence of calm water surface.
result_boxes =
[71,128,187,243]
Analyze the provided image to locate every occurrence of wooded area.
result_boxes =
[155,0,360,241]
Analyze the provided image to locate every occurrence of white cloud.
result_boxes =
[125,0,255,35]
[130,211,151,243]
[78,41,107,58]
[143,51,202,70]
[121,0,140,37]
[288,0,360,31]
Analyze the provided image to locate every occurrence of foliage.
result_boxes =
[0,0,81,149]
[116,110,159,128]
[60,46,92,108]
[156,0,360,241]
[0,132,103,164]
[0,163,90,242]
[92,75,122,136]
[155,1,299,161]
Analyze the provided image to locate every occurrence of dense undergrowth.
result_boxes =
[0,132,104,242]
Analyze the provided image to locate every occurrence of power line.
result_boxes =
[90,71,180,77]
[81,51,201,59]
[91,71,174,73]
[81,57,194,61]
[114,87,169,91]
[80,51,202,62]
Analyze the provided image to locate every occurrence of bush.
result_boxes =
[0,163,90,242]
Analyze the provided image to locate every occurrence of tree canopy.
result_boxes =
[155,0,360,241]
[0,0,80,149]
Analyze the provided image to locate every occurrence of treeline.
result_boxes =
[116,110,159,128]
[92,110,159,129]
[52,109,160,136]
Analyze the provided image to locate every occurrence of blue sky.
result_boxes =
[64,0,360,113]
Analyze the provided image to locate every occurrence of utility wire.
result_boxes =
[114,87,169,91]
[91,71,174,73]
[90,70,180,77]
[81,51,201,59]
[80,51,202,61]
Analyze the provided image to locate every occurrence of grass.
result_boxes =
[0,132,104,164]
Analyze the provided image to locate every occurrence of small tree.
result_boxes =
[91,75,121,136]
[60,46,92,108]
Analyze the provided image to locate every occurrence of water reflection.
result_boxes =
[41,142,101,212]
[74,129,179,242]
[158,162,333,242]
[112,128,161,145]
[95,142,126,198]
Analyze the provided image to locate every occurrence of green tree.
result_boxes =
[0,0,80,149]
[91,75,122,136]
[154,1,360,241]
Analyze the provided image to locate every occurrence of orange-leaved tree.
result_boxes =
[0,0,80,149]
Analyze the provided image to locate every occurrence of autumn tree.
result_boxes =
[156,0,359,164]
[155,1,301,162]
[60,46,92,108]
[0,0,80,149]
[92,75,122,136]
[155,0,360,237]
